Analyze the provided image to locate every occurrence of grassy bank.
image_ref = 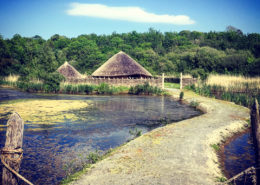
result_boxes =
[186,74,260,107]
[0,74,165,96]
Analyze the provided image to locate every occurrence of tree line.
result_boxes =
[0,27,260,81]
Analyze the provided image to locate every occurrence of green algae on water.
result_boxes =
[0,99,91,125]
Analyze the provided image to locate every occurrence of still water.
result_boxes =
[222,131,256,184]
[0,88,201,184]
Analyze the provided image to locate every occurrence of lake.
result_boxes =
[0,88,201,184]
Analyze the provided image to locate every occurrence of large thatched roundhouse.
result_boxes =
[57,61,82,79]
[92,51,152,78]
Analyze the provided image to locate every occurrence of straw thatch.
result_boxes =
[92,51,152,78]
[57,61,82,79]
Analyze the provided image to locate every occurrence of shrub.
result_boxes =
[96,83,113,94]
[42,72,65,93]
[191,68,209,82]
[179,91,184,100]
[87,152,102,164]
[190,100,199,108]
[129,128,142,139]
[129,82,163,95]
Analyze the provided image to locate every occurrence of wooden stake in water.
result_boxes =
[1,112,24,185]
[180,72,183,90]
[162,73,165,90]
[251,98,260,184]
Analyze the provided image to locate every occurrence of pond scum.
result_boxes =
[0,99,90,125]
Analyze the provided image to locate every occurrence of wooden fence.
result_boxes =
[66,76,163,88]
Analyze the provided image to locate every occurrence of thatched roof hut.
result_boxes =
[57,61,82,79]
[92,51,152,78]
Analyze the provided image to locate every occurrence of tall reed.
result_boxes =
[187,74,260,107]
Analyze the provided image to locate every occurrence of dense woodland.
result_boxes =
[1,27,260,82]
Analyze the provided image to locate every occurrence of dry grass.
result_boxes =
[4,74,19,82]
[3,74,43,84]
[206,74,260,91]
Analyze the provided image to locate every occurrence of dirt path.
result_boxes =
[70,90,249,185]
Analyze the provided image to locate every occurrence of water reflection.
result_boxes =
[0,88,201,184]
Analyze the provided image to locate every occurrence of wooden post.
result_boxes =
[162,73,165,90]
[1,112,24,185]
[180,72,183,90]
[251,98,260,184]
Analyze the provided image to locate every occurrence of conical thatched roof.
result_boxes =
[57,61,82,78]
[92,51,152,77]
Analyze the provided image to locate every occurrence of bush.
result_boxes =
[96,83,112,94]
[190,100,199,108]
[191,68,209,82]
[42,72,65,93]
[87,152,102,164]
[179,91,184,100]
[129,82,163,95]
[95,83,123,95]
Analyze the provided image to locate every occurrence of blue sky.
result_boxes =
[0,0,259,39]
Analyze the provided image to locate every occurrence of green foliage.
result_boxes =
[165,82,180,89]
[191,68,209,82]
[94,83,125,95]
[1,29,260,82]
[216,176,227,182]
[42,72,65,93]
[210,144,220,151]
[96,83,112,94]
[190,100,199,108]
[187,84,260,107]
[61,84,94,94]
[129,128,142,138]
[17,81,43,92]
[129,82,163,95]
[87,151,102,164]
[179,91,184,100]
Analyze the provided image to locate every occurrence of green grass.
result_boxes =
[216,176,227,182]
[165,82,180,89]
[129,128,142,139]
[129,82,163,95]
[190,100,199,108]
[210,144,220,151]
[186,84,260,108]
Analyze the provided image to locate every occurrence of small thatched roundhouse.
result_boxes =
[92,51,152,78]
[57,61,82,79]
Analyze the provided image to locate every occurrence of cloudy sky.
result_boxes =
[0,0,259,39]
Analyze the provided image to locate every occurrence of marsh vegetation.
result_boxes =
[186,74,260,107]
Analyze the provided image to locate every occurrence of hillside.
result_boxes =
[0,28,260,80]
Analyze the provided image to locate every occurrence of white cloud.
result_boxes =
[67,3,195,25]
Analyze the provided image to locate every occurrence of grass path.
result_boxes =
[69,89,249,185]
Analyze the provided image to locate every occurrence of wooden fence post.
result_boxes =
[180,72,183,90]
[1,112,24,185]
[251,98,260,184]
[162,73,165,90]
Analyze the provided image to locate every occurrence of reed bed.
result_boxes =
[1,74,164,96]
[206,74,260,93]
[187,74,260,107]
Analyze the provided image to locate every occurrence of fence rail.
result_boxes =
[66,76,163,88]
